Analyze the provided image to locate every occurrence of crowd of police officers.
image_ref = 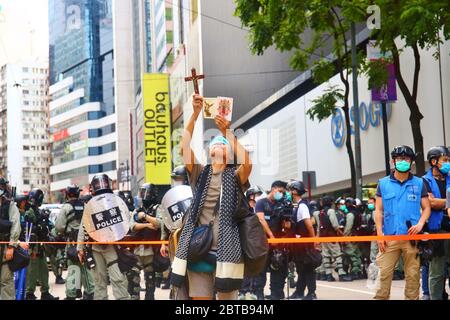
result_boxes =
[0,144,449,300]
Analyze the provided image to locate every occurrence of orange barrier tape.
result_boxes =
[2,233,450,245]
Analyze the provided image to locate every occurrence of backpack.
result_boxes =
[234,180,269,277]
[318,208,335,237]
[353,211,369,236]
[335,210,346,228]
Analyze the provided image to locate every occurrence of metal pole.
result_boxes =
[126,160,130,191]
[351,22,363,200]
[381,101,390,176]
[308,174,312,202]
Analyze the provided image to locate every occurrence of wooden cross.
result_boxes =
[184,68,205,95]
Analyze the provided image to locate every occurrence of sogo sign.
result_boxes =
[331,101,393,148]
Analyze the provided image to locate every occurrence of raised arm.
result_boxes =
[215,115,252,185]
[181,94,203,174]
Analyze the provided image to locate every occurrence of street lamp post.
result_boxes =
[351,22,363,200]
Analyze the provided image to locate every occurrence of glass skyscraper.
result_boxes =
[48,0,116,200]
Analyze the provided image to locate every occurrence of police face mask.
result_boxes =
[274,192,283,201]
[395,160,411,173]
[439,162,450,175]
[285,192,292,202]
[368,203,375,211]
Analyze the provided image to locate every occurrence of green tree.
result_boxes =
[363,0,450,175]
[235,0,368,196]
[235,0,450,184]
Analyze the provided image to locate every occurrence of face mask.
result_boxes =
[439,162,450,175]
[274,192,283,201]
[339,205,347,212]
[395,160,411,173]
[368,203,375,211]
[285,192,292,202]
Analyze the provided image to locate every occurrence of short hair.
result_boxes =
[271,180,287,189]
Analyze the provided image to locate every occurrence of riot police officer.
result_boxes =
[239,186,265,300]
[315,196,352,282]
[0,177,21,300]
[128,183,162,300]
[160,166,193,298]
[255,180,291,300]
[24,188,59,300]
[342,197,363,280]
[287,180,317,300]
[171,165,189,186]
[77,174,131,300]
[55,185,94,300]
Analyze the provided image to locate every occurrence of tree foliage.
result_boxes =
[235,0,450,178]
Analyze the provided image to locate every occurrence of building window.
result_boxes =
[165,7,173,21]
[23,146,30,150]
[166,30,173,44]
[23,179,29,185]
[22,67,29,73]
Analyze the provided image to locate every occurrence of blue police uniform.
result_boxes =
[374,172,427,300]
[422,169,450,231]
[422,168,450,300]
[377,174,424,235]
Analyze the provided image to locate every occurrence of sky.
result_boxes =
[0,0,49,65]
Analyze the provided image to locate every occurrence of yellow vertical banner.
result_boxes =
[142,73,172,185]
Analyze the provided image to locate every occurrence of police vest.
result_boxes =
[294,199,310,237]
[378,175,423,235]
[64,200,85,239]
[422,169,450,231]
[133,204,160,241]
[318,207,336,237]
[336,210,346,228]
[349,209,365,235]
[0,200,12,240]
[66,200,84,224]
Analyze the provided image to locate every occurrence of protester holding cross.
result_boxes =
[170,70,252,300]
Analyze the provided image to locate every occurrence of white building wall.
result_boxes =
[2,61,50,195]
[243,40,450,194]
[5,64,23,189]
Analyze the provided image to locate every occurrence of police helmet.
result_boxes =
[335,196,345,205]
[90,174,113,195]
[426,146,449,165]
[391,145,416,161]
[171,166,188,182]
[140,183,159,205]
[345,197,356,207]
[321,195,334,208]
[65,184,80,199]
[355,198,362,206]
[287,180,307,196]
[0,177,8,187]
[15,194,29,211]
[245,186,263,201]
[0,177,8,197]
[28,188,44,207]
[309,200,319,211]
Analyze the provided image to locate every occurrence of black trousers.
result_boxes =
[295,261,316,296]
